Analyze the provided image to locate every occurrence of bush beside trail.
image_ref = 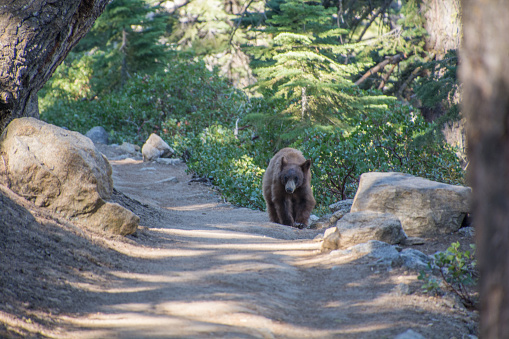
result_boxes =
[40,58,464,214]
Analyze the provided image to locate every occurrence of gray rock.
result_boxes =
[155,158,181,165]
[118,142,139,154]
[394,329,426,339]
[85,126,109,144]
[392,283,411,296]
[322,227,341,252]
[329,199,353,214]
[154,177,178,184]
[0,118,138,235]
[309,213,333,229]
[331,240,430,272]
[401,237,426,246]
[322,211,407,252]
[142,133,175,161]
[351,172,471,236]
[400,248,432,271]
[458,226,475,237]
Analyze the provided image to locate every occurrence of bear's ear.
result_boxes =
[301,159,311,172]
[280,156,287,171]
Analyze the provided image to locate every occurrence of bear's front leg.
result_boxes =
[274,196,294,226]
[294,196,314,227]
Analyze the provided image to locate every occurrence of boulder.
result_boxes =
[351,172,471,236]
[321,211,407,252]
[0,118,138,235]
[85,126,109,144]
[142,133,174,161]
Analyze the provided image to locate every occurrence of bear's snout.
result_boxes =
[285,181,296,194]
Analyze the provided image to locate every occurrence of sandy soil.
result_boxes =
[0,144,479,338]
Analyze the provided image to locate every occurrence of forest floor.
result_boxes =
[0,144,479,339]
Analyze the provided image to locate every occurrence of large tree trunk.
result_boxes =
[421,0,466,163]
[0,0,109,132]
[460,1,509,338]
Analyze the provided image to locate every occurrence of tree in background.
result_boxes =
[460,1,509,337]
[74,0,168,92]
[244,0,392,142]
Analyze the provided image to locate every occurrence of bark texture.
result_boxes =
[0,0,109,132]
[460,1,509,338]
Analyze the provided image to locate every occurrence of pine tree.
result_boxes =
[75,0,168,92]
[245,0,390,140]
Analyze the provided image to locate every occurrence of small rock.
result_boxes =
[392,283,411,296]
[399,248,431,271]
[154,177,178,184]
[329,199,354,213]
[402,237,426,246]
[458,226,475,237]
[142,133,175,161]
[85,126,109,144]
[118,142,138,154]
[394,329,426,339]
[155,158,182,165]
[308,213,333,229]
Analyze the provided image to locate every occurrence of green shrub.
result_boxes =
[186,125,267,210]
[418,242,478,308]
[40,55,250,147]
[294,103,464,212]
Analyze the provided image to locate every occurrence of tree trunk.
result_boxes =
[0,0,109,132]
[460,1,509,338]
[422,0,461,54]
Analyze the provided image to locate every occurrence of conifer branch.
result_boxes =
[378,62,398,90]
[228,0,256,47]
[397,53,435,99]
[357,0,392,42]
[355,54,403,86]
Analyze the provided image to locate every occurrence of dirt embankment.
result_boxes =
[0,145,478,338]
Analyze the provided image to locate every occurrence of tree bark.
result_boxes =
[460,1,509,338]
[0,0,109,132]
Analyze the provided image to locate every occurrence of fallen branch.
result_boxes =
[355,54,403,86]
[378,62,398,90]
[397,53,435,99]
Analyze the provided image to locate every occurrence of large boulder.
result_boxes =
[351,172,471,236]
[142,133,174,161]
[321,211,407,252]
[0,118,138,235]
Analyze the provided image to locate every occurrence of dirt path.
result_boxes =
[0,145,479,338]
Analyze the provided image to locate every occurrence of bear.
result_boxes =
[262,148,316,228]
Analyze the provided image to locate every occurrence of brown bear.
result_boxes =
[262,148,316,228]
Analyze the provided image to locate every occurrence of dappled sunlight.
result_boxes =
[165,203,218,211]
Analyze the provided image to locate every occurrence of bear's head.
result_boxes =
[279,157,311,194]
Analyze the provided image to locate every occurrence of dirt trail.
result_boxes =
[0,145,478,338]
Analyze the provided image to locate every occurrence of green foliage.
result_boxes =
[294,102,464,211]
[73,0,169,92]
[39,0,466,215]
[169,0,234,55]
[185,125,268,210]
[244,0,398,144]
[418,242,478,308]
[40,55,249,146]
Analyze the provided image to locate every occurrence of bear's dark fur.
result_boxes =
[262,148,316,228]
